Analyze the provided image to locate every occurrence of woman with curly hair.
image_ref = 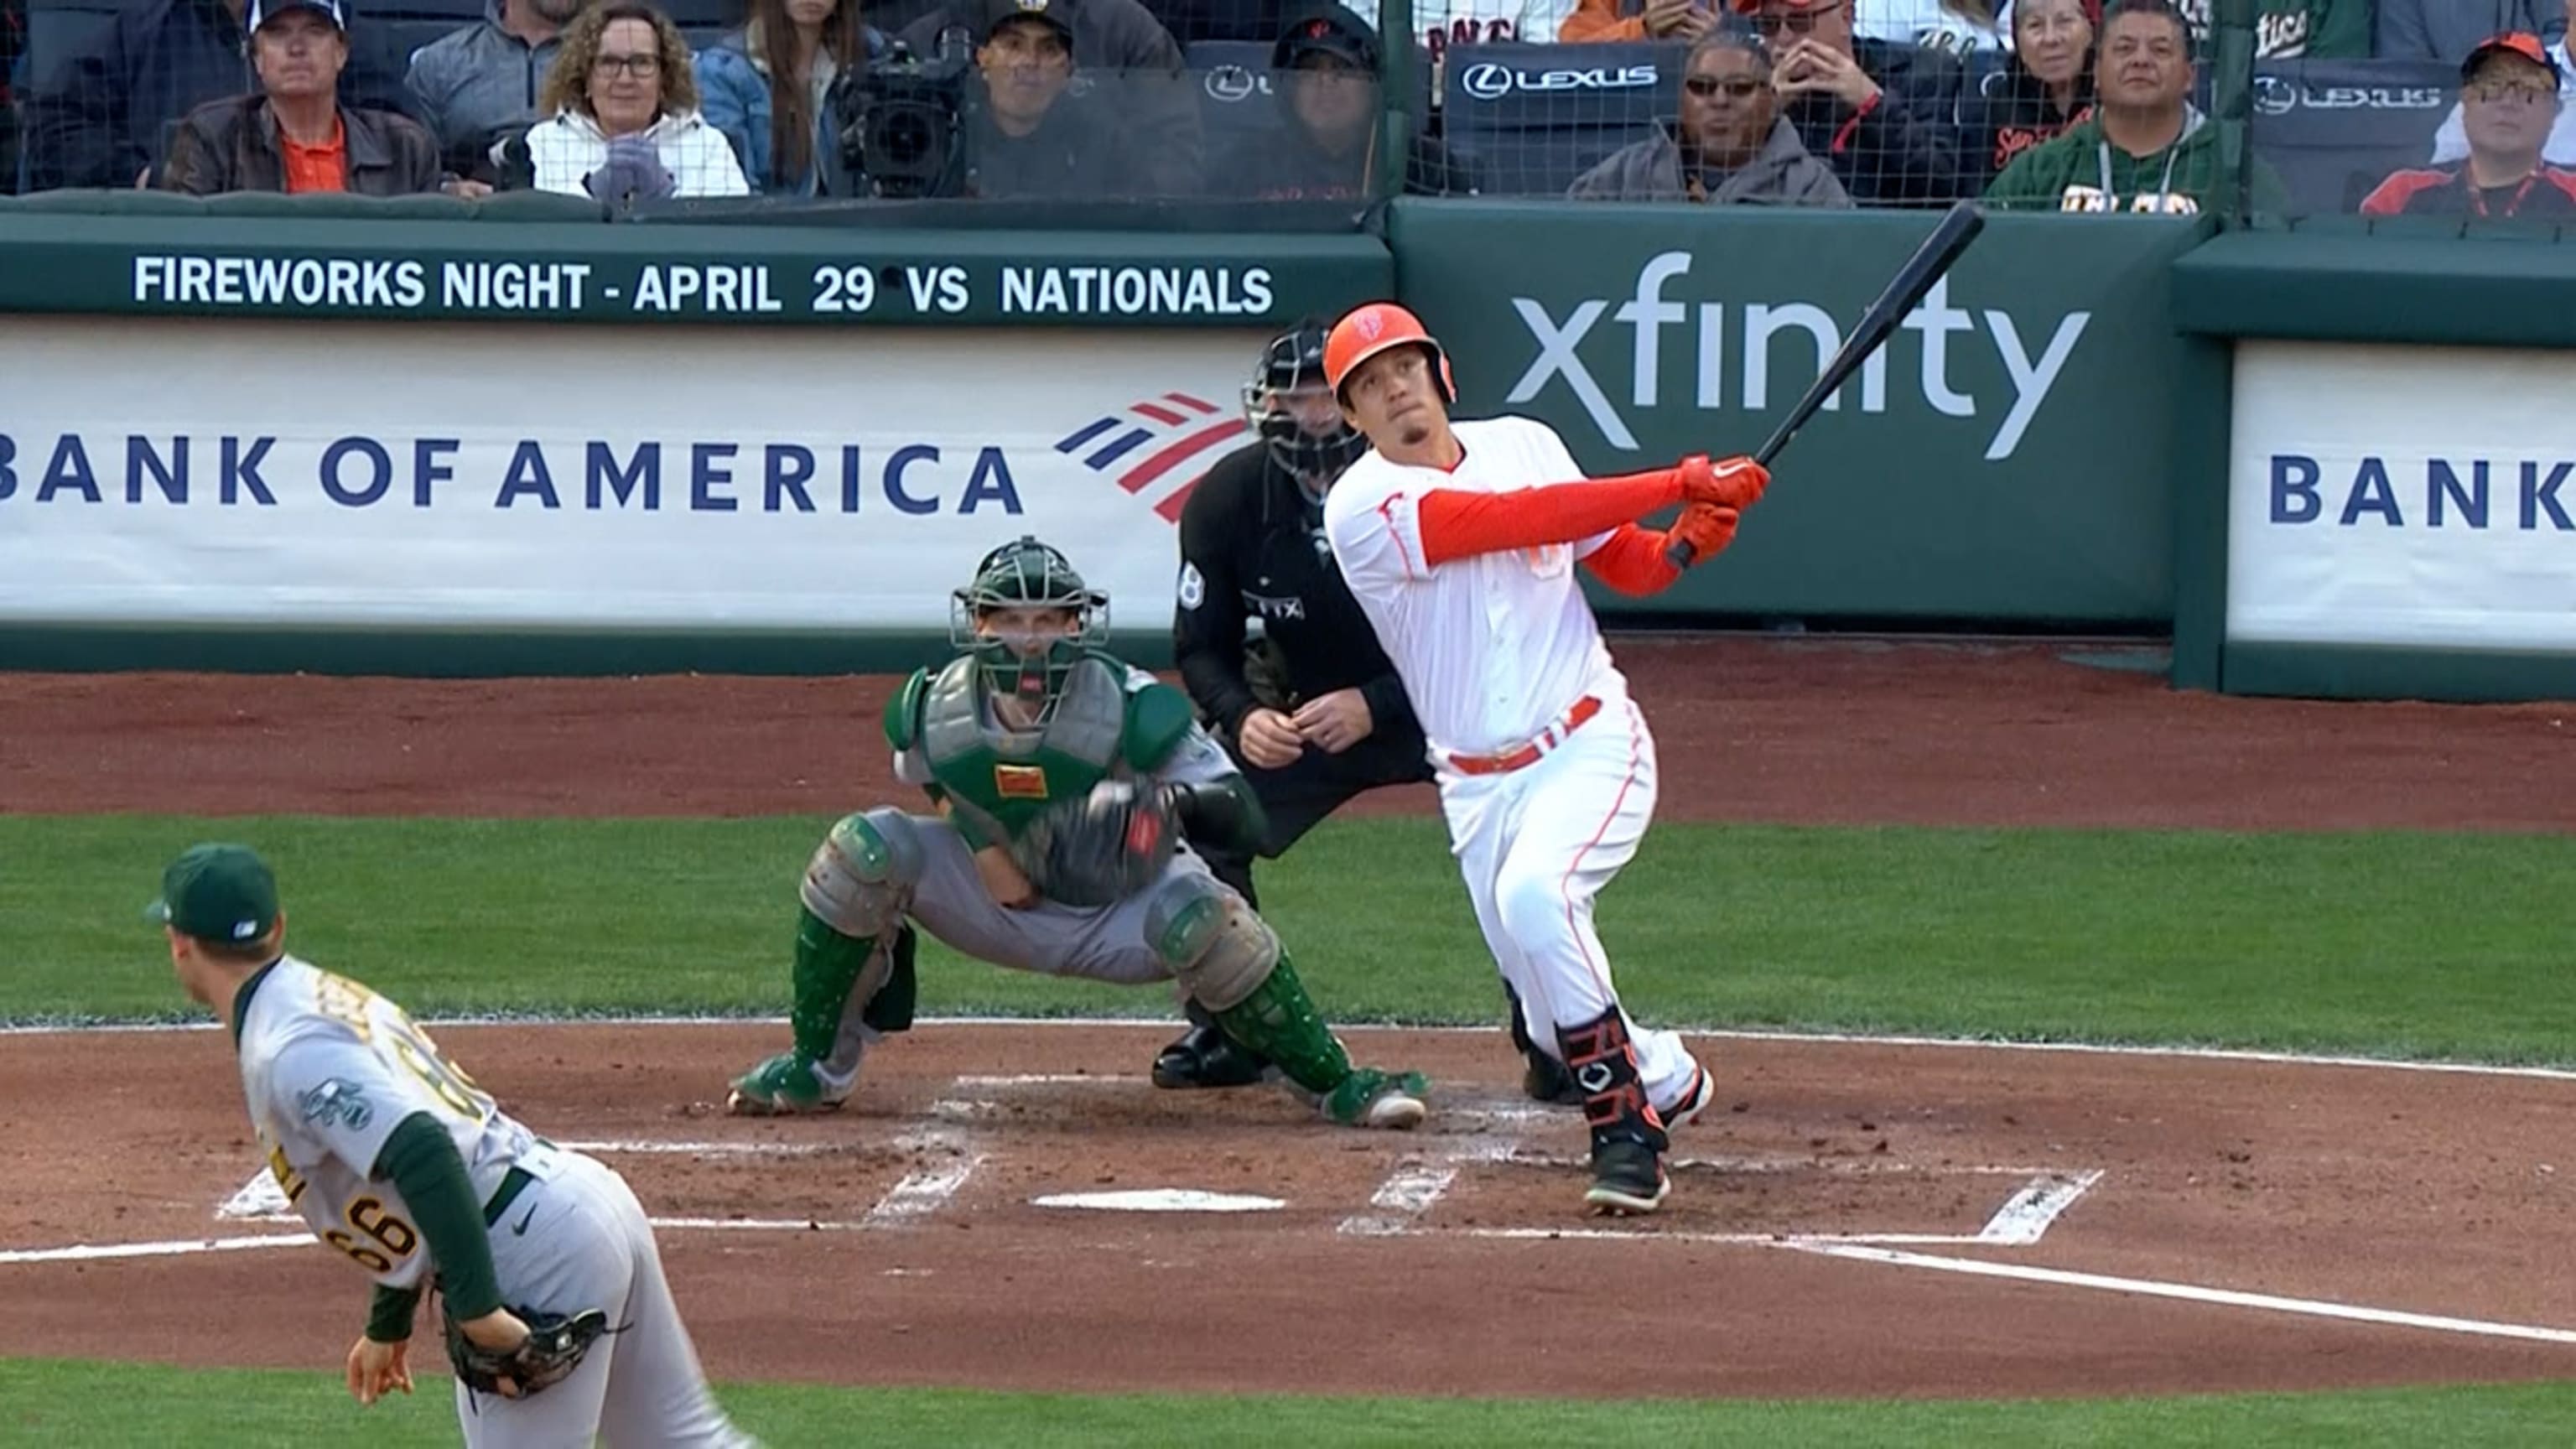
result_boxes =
[526,1,750,199]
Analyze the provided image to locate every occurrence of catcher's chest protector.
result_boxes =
[921,654,1126,844]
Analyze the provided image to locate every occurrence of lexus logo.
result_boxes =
[2253,75,2295,116]
[1203,65,1262,102]
[1461,63,1512,101]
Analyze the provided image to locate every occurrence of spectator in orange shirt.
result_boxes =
[1562,0,1721,42]
[2362,32,2576,218]
[159,0,454,195]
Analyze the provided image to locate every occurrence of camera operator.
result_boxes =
[899,0,1200,193]
[958,0,1135,196]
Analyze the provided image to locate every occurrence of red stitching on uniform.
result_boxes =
[1375,493,1423,579]
[1559,696,1643,1000]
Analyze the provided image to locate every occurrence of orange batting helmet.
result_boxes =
[1324,302,1457,405]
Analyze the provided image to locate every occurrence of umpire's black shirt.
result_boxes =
[1172,442,1418,744]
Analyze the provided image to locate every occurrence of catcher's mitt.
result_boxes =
[1015,779,1178,907]
[447,1307,610,1400]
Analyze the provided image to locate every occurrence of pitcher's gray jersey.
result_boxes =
[238,955,538,1288]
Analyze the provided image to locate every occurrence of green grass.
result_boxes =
[8,813,2572,1064]
[3,1359,2573,1447]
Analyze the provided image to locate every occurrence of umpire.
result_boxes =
[1151,319,1577,1104]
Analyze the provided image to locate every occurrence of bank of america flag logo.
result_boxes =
[1054,392,1246,522]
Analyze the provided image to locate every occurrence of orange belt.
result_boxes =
[1446,695,1604,776]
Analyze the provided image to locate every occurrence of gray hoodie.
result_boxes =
[1568,116,1852,207]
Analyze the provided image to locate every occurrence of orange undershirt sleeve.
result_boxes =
[1415,468,1684,568]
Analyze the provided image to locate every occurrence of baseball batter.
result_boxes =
[725,535,1430,1131]
[152,843,754,1445]
[1316,302,1770,1215]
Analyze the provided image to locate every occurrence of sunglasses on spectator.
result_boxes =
[1753,1,1842,34]
[1685,75,1767,98]
[594,52,661,78]
[2466,79,2555,104]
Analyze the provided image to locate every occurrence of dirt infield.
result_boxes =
[3,637,2572,1401]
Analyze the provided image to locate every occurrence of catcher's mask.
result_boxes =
[950,535,1109,718]
[1244,319,1368,506]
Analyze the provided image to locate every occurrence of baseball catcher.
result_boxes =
[726,535,1431,1130]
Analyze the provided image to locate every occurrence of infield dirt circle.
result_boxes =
[3,638,2571,1400]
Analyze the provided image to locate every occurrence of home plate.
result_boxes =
[1031,1189,1286,1213]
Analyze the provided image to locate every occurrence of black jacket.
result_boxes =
[1173,441,1415,745]
[899,0,1200,195]
[1781,36,1966,205]
[963,91,1135,199]
[1220,122,1478,200]
[1954,60,2093,194]
[22,0,418,190]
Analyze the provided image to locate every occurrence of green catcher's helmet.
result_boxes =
[949,535,1111,715]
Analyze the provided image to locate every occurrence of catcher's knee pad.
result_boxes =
[1144,875,1278,1013]
[800,809,922,938]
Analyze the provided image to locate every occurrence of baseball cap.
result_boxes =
[248,0,347,29]
[145,844,280,946]
[2462,32,2559,85]
[974,0,1072,44]
[1275,8,1379,70]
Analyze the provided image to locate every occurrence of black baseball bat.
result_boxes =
[1666,200,1987,569]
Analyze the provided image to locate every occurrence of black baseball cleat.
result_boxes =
[1522,1047,1584,1106]
[1150,1021,1273,1089]
[1585,1136,1670,1217]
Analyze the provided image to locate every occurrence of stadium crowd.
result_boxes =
[2,0,2569,216]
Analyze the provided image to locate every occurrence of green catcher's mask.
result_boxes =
[949,535,1111,716]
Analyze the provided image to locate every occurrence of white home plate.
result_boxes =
[1031,1189,1285,1213]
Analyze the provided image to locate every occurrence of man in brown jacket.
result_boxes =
[1570,29,1851,205]
[162,0,454,195]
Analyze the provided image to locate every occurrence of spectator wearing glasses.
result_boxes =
[1985,0,2284,213]
[1957,0,2096,190]
[2366,33,2576,216]
[694,0,883,195]
[525,2,750,199]
[1227,5,1478,198]
[1570,28,1851,203]
[160,0,454,195]
[2428,1,2576,168]
[408,0,589,178]
[1728,0,1967,203]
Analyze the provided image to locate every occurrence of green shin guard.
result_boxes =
[789,906,878,1062]
[1208,953,1353,1098]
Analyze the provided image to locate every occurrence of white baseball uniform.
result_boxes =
[234,954,754,1446]
[1320,415,1702,1116]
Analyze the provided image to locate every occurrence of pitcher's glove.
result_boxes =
[1015,779,1178,908]
[449,1307,610,1400]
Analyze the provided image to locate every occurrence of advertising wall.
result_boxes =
[1394,205,2214,627]
[0,319,1267,637]
[2227,340,2576,654]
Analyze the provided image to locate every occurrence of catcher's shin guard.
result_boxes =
[731,911,914,1115]
[1208,951,1353,1095]
[1557,1006,1670,1215]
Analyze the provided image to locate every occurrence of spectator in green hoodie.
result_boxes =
[1984,0,2286,216]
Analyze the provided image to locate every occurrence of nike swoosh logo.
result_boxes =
[511,1203,538,1235]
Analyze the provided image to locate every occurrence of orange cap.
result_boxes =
[1324,302,1455,402]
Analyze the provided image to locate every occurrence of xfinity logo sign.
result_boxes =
[1459,62,1658,101]
[1506,252,2090,461]
[2252,76,2448,116]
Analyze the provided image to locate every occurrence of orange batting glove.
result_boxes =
[1675,454,1769,511]
[1665,503,1741,565]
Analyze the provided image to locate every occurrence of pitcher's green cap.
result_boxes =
[145,844,279,945]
